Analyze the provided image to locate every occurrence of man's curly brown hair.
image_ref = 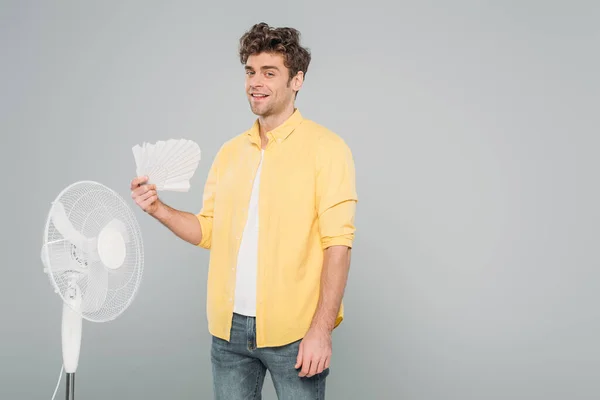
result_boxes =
[239,22,311,83]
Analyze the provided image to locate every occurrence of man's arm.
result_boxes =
[295,243,353,378]
[296,135,358,378]
[312,137,357,332]
[152,201,203,246]
[309,245,352,333]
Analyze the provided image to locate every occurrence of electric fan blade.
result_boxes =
[50,201,90,251]
[81,263,108,314]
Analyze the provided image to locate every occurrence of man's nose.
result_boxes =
[249,74,265,87]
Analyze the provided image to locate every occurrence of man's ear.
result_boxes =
[292,71,304,91]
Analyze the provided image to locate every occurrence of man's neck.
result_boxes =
[258,105,295,139]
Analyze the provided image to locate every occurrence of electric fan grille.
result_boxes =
[41,181,144,322]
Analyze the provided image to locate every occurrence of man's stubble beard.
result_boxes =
[250,99,276,118]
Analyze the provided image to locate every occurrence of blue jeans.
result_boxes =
[211,313,329,399]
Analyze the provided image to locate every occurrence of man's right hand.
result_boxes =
[129,175,203,245]
[130,176,160,215]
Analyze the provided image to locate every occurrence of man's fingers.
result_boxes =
[299,354,312,377]
[139,194,157,211]
[131,185,145,198]
[295,342,303,369]
[132,184,156,199]
[138,189,156,202]
[307,356,320,377]
[314,357,326,376]
[138,189,157,205]
[130,176,148,191]
[298,354,329,377]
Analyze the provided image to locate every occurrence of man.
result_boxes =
[130,22,357,399]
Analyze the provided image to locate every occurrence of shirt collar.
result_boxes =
[246,108,304,146]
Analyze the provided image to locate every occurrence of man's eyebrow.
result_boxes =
[245,65,280,71]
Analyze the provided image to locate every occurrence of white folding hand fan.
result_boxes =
[132,138,201,192]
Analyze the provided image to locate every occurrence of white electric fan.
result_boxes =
[40,180,144,400]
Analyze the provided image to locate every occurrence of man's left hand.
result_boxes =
[295,326,332,378]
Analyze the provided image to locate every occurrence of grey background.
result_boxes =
[1,1,599,399]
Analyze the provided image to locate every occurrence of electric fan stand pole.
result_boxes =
[62,285,83,400]
[66,372,75,400]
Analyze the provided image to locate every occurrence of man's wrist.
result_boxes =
[310,318,334,335]
[151,200,168,220]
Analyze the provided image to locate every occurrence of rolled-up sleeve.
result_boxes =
[316,135,358,249]
[195,146,223,249]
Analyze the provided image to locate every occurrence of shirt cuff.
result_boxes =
[195,214,212,249]
[321,235,354,249]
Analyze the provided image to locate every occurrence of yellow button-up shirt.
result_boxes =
[195,109,357,347]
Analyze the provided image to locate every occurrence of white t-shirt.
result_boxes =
[233,150,264,316]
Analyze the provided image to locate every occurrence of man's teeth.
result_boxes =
[253,94,267,97]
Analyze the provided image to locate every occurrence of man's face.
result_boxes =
[245,52,301,117]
